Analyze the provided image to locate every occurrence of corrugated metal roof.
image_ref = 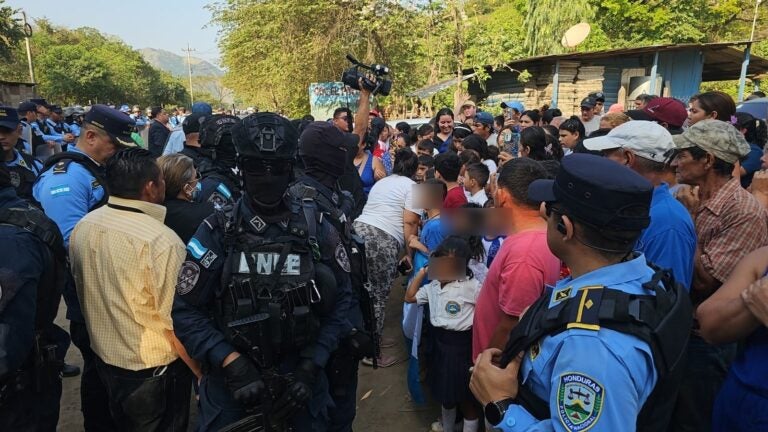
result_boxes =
[464,41,768,81]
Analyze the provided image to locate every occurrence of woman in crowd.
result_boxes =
[353,130,386,196]
[558,115,587,155]
[599,112,631,130]
[451,123,473,153]
[688,91,737,126]
[354,148,422,367]
[542,108,562,126]
[433,108,455,153]
[520,126,564,161]
[734,112,767,188]
[460,134,498,175]
[157,154,215,243]
[519,110,541,130]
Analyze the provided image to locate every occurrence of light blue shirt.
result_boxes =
[6,150,43,174]
[162,128,185,155]
[637,183,696,291]
[32,146,105,248]
[497,254,658,432]
[30,120,59,143]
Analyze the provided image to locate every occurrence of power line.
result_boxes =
[182,43,197,104]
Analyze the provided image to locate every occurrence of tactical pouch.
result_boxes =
[226,313,275,369]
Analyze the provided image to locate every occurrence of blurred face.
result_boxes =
[0,125,21,154]
[438,115,453,135]
[158,110,170,124]
[462,105,476,119]
[634,99,646,110]
[558,130,579,149]
[594,101,604,114]
[687,100,712,126]
[599,117,613,130]
[519,115,535,130]
[580,106,594,121]
[671,149,708,185]
[333,112,350,132]
[472,122,490,138]
[379,126,390,142]
[415,164,428,182]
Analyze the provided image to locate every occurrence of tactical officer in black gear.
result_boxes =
[172,112,352,432]
[0,164,68,431]
[194,114,242,209]
[290,120,378,432]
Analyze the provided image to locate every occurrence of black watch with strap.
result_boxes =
[484,397,515,426]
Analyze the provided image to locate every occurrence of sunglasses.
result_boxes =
[544,202,564,218]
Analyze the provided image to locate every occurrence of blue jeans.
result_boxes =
[668,334,737,432]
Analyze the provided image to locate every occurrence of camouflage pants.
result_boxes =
[353,221,401,337]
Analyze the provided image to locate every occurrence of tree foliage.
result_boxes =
[0,0,24,61]
[0,19,190,106]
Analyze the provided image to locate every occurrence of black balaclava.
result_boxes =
[242,159,294,219]
[300,122,351,189]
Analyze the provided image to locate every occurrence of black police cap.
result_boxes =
[29,98,50,108]
[17,101,36,114]
[528,153,652,231]
[199,114,240,148]
[182,113,207,135]
[299,121,358,157]
[84,104,137,147]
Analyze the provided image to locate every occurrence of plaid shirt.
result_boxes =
[695,178,768,285]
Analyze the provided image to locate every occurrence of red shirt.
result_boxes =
[443,185,468,209]
[472,229,561,360]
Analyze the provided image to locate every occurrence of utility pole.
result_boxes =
[182,43,196,104]
[18,11,35,84]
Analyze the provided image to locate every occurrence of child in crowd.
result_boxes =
[463,163,489,207]
[417,123,435,142]
[414,139,437,157]
[415,154,435,183]
[458,149,481,187]
[402,179,448,405]
[405,236,481,432]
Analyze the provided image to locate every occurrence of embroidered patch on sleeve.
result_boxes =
[557,372,604,431]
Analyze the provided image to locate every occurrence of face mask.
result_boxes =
[244,172,290,208]
[185,181,202,202]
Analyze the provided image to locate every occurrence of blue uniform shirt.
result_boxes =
[6,150,43,174]
[172,198,352,370]
[497,254,658,432]
[68,122,81,138]
[30,120,59,144]
[32,146,105,248]
[636,183,696,291]
[0,187,49,377]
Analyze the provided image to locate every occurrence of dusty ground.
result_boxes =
[55,277,439,431]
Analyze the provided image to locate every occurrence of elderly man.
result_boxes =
[668,119,768,432]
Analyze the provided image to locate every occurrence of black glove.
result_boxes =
[223,355,265,406]
[272,359,317,420]
[346,328,375,359]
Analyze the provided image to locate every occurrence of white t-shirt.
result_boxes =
[581,115,601,136]
[487,133,498,147]
[415,278,481,331]
[467,189,488,207]
[482,159,497,176]
[355,175,422,247]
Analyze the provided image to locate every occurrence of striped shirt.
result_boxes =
[70,196,185,370]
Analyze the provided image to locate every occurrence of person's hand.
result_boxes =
[64,133,75,143]
[751,170,768,209]
[742,276,768,326]
[498,151,514,167]
[223,354,265,406]
[408,236,422,250]
[272,360,316,420]
[400,255,413,271]
[503,118,517,128]
[358,78,371,97]
[676,184,700,214]
[470,348,521,406]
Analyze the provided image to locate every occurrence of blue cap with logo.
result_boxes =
[528,153,652,231]
[191,102,213,116]
[84,104,137,147]
[0,106,20,130]
[475,111,494,127]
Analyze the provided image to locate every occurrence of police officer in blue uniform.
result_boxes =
[29,99,61,146]
[469,154,692,432]
[47,105,76,150]
[0,106,43,203]
[17,101,45,155]
[0,163,68,431]
[172,112,352,431]
[33,104,137,431]
[290,121,377,432]
[193,114,241,208]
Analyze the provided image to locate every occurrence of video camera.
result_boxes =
[341,54,392,96]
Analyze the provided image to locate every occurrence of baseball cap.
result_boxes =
[583,121,675,163]
[17,101,36,114]
[474,111,494,126]
[461,100,476,108]
[528,153,653,230]
[50,105,63,114]
[672,119,750,164]
[191,101,213,116]
[500,101,525,112]
[119,104,130,113]
[84,104,137,147]
[0,106,21,130]
[182,113,207,135]
[580,97,597,109]
[643,97,687,129]
[588,92,606,102]
[29,98,50,109]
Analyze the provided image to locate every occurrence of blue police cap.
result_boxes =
[17,101,36,114]
[0,106,20,130]
[528,153,652,230]
[475,111,494,126]
[191,102,213,116]
[84,104,137,147]
[29,98,50,109]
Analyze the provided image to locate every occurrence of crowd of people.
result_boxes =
[0,82,767,432]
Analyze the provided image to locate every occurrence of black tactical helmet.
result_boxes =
[231,112,299,162]
[199,114,240,150]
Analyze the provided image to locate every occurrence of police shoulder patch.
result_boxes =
[529,340,541,361]
[176,261,201,296]
[553,286,572,303]
[334,242,351,273]
[557,372,604,431]
[200,250,218,269]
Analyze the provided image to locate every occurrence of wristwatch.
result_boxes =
[484,398,515,426]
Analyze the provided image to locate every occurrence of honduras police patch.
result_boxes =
[557,372,604,431]
[334,243,351,273]
[176,261,200,296]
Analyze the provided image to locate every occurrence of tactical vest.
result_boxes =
[499,261,693,432]
[197,157,240,206]
[7,152,42,204]
[215,201,332,370]
[41,152,108,210]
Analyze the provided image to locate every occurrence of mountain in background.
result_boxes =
[139,48,223,78]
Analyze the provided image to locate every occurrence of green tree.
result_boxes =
[523,0,594,56]
[0,0,24,61]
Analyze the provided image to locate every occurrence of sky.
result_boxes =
[5,0,222,65]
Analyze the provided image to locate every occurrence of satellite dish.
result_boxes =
[561,23,591,48]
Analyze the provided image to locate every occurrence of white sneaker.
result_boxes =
[430,421,443,432]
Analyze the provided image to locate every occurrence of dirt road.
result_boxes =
[55,278,439,431]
